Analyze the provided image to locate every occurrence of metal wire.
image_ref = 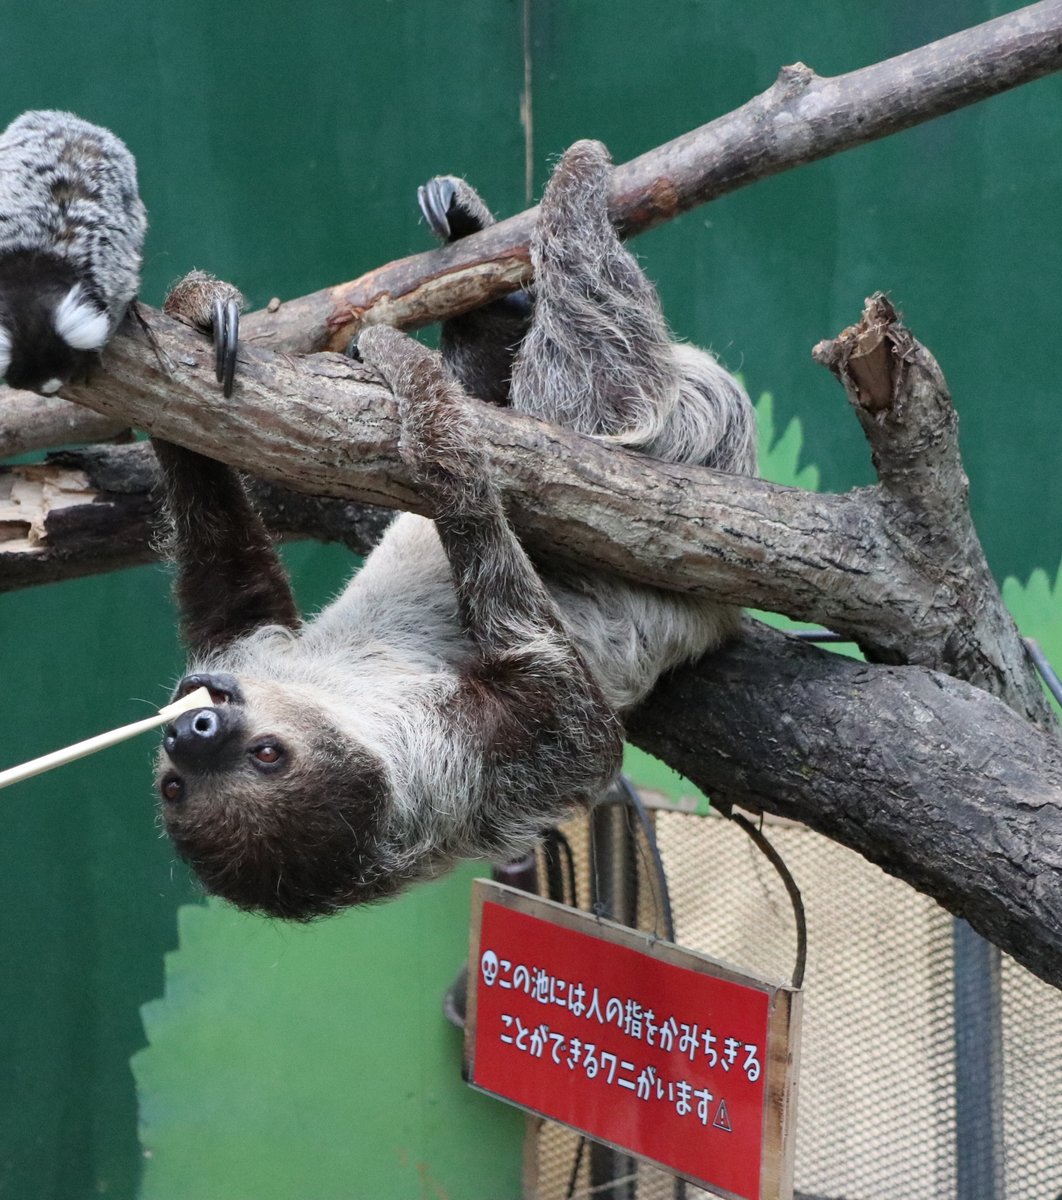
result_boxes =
[728,811,808,989]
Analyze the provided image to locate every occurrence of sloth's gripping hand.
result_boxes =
[418,175,497,243]
[415,176,531,408]
[163,270,243,397]
[155,273,295,656]
[356,323,623,804]
[356,323,491,516]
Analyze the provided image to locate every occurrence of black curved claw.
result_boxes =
[211,297,240,398]
[345,334,363,363]
[417,178,458,242]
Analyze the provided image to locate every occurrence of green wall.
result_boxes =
[1,2,1061,1197]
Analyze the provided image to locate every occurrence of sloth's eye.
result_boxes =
[250,741,286,770]
[160,773,184,803]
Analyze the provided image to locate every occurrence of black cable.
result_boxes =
[548,825,579,907]
[615,774,676,943]
[565,1134,587,1200]
[729,812,807,989]
[1024,637,1062,707]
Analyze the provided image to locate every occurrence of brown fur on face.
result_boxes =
[157,682,394,919]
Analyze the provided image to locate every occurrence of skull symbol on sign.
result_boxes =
[480,950,499,986]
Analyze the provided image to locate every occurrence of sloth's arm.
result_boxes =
[417,175,531,407]
[152,440,300,656]
[356,324,623,805]
[153,274,298,657]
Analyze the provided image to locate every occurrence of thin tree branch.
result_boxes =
[239,0,1062,354]
[0,387,128,459]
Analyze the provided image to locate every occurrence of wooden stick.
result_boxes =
[0,685,212,790]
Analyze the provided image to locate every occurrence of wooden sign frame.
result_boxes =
[464,879,802,1200]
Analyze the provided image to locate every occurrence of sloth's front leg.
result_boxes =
[356,323,622,817]
[153,272,296,657]
[163,270,243,397]
[416,175,531,407]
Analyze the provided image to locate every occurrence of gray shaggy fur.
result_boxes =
[0,110,146,393]
[153,139,756,920]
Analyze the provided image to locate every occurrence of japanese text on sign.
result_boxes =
[466,883,800,1200]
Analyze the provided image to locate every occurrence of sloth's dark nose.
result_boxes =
[173,671,243,705]
[163,706,240,769]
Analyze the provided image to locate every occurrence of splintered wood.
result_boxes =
[0,465,94,552]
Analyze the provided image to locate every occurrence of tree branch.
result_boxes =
[628,623,1062,992]
[238,0,1062,354]
[18,298,1042,727]
[0,442,389,591]
[0,387,128,459]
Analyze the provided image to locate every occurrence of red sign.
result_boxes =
[465,881,800,1200]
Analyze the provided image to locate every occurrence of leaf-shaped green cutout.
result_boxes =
[756,391,820,491]
[134,870,523,1200]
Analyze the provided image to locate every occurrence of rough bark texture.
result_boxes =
[0,441,388,590]
[812,295,1053,724]
[627,623,1062,991]
[0,387,128,458]
[21,300,1044,726]
[238,0,1062,353]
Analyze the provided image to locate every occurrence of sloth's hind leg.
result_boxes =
[355,322,622,815]
[510,139,679,440]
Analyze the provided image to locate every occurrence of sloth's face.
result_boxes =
[156,672,392,919]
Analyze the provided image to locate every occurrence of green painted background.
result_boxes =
[1,2,1061,1197]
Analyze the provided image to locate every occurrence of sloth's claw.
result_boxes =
[418,178,458,241]
[418,175,495,243]
[211,297,240,399]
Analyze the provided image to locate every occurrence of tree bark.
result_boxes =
[0,442,389,591]
[627,623,1062,992]
[0,387,128,459]
[14,297,1043,725]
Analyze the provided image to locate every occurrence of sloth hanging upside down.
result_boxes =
[152,140,757,919]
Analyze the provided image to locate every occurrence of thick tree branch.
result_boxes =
[627,623,1062,992]
[238,0,1062,353]
[19,301,1043,727]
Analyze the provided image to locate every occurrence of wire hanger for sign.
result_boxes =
[727,811,808,991]
[589,777,807,992]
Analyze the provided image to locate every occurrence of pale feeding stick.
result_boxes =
[0,686,211,790]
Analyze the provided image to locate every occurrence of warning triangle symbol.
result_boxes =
[713,1098,732,1133]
